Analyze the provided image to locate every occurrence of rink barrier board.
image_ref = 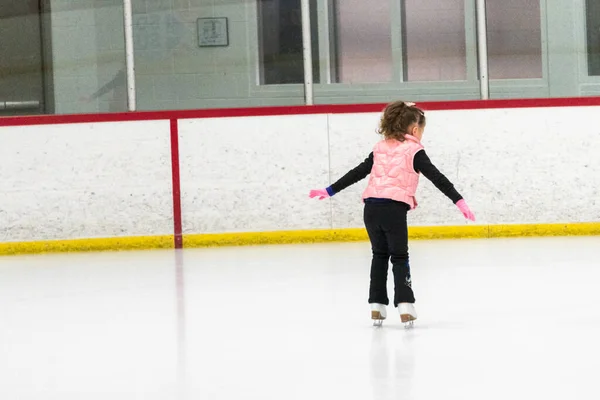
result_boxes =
[3,96,600,255]
[1,222,599,256]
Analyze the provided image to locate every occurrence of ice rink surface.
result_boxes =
[2,236,600,400]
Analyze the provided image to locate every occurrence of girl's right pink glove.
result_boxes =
[456,199,475,221]
[309,188,330,200]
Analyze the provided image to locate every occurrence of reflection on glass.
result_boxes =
[0,1,127,115]
[486,0,542,79]
[403,0,466,81]
[587,0,600,76]
[258,0,319,84]
[332,0,392,83]
[1,1,45,115]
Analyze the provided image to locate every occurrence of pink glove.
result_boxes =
[456,199,475,221]
[309,188,330,200]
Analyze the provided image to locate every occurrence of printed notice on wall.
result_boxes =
[197,17,229,47]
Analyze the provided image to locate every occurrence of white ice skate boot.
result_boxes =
[398,303,417,328]
[370,303,387,327]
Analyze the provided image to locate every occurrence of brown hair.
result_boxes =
[377,101,426,141]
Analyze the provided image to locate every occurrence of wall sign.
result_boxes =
[197,17,229,47]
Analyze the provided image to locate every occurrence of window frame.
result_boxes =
[313,0,482,102]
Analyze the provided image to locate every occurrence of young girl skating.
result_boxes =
[309,101,475,326]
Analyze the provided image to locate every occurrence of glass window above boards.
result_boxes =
[328,0,467,84]
[486,0,543,79]
[587,0,600,76]
[0,1,127,116]
[257,0,320,85]
[329,0,544,83]
[401,0,467,82]
[330,0,393,83]
[323,0,548,104]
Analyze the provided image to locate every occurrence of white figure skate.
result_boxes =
[398,303,417,328]
[370,303,387,327]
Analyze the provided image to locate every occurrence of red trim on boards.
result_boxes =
[170,119,183,249]
[416,96,600,111]
[1,96,600,127]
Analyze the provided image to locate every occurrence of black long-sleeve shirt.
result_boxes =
[327,150,462,204]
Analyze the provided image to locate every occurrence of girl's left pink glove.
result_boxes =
[456,199,475,221]
[309,188,330,200]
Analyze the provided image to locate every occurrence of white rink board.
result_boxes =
[328,106,600,228]
[0,120,173,242]
[1,104,600,244]
[178,115,330,233]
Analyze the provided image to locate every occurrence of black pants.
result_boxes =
[363,201,415,307]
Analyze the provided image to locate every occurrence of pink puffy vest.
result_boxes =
[362,135,424,209]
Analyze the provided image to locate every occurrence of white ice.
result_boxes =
[2,237,600,400]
